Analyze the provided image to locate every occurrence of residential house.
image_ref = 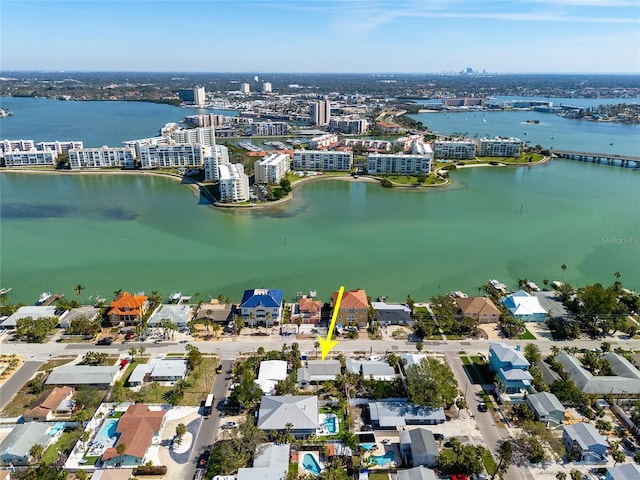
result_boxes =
[290,296,323,325]
[147,304,190,328]
[45,365,120,389]
[399,428,439,468]
[454,297,501,324]
[1,305,59,328]
[90,469,135,480]
[148,358,188,382]
[562,422,608,463]
[237,443,290,480]
[257,396,319,438]
[606,463,640,480]
[333,289,369,327]
[240,288,284,327]
[397,466,437,480]
[501,290,547,322]
[371,301,413,326]
[23,386,74,422]
[346,358,396,381]
[257,360,288,395]
[194,301,235,327]
[0,423,52,466]
[58,307,100,330]
[556,352,640,395]
[107,292,149,326]
[0,470,10,480]
[400,354,427,368]
[525,392,566,427]
[488,342,532,395]
[297,360,341,387]
[101,404,165,467]
[368,401,446,429]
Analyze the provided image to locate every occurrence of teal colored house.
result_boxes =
[488,342,532,395]
[502,290,548,322]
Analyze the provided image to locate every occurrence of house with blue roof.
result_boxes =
[240,288,284,327]
[488,342,532,397]
[502,290,548,322]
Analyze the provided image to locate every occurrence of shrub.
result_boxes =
[134,465,167,475]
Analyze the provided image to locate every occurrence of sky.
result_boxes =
[1,0,639,74]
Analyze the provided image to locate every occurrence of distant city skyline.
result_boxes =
[1,0,639,74]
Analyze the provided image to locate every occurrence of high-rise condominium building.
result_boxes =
[310,100,331,126]
[193,86,206,107]
[218,163,249,202]
[254,153,290,184]
[292,150,352,171]
[262,82,272,93]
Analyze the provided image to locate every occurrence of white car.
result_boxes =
[221,421,239,429]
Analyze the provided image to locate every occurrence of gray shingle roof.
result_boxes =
[490,342,530,368]
[564,422,607,451]
[346,358,395,378]
[408,428,439,457]
[257,396,319,431]
[148,304,191,326]
[527,392,565,417]
[0,422,51,459]
[369,401,446,427]
[606,463,640,480]
[557,352,640,394]
[46,365,119,386]
[397,466,437,480]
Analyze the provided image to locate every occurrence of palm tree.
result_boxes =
[80,430,91,451]
[113,289,122,300]
[115,443,127,466]
[74,284,86,300]
[138,346,146,361]
[265,312,273,335]
[175,423,187,441]
[212,322,221,340]
[313,340,320,359]
[249,312,256,333]
[29,443,44,463]
[294,316,303,334]
[614,271,621,279]
[128,347,137,359]
[150,381,160,401]
[560,264,567,282]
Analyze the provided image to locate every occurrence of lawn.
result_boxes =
[42,427,82,465]
[518,328,536,340]
[480,446,497,476]
[39,357,75,371]
[368,473,390,480]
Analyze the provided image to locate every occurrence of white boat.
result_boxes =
[488,280,507,293]
[38,292,52,304]
[0,288,11,295]
[527,281,541,292]
[450,291,468,298]
[169,292,182,303]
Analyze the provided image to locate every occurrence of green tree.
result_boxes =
[560,264,567,282]
[29,443,44,463]
[175,423,187,440]
[612,447,626,466]
[555,473,567,480]
[492,440,513,480]
[73,283,86,299]
[405,357,458,407]
[116,442,127,465]
[524,343,541,365]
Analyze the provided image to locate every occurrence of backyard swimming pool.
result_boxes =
[302,453,322,476]
[96,419,119,443]
[371,451,394,466]
[324,415,337,434]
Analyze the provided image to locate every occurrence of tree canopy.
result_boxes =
[405,357,458,407]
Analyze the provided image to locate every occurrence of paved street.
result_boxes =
[0,360,42,411]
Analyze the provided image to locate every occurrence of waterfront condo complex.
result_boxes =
[292,149,353,171]
[254,153,291,184]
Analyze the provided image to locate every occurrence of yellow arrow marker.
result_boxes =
[318,285,344,360]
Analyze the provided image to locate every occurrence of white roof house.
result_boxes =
[1,306,58,328]
[147,358,188,382]
[46,365,120,387]
[556,352,640,394]
[237,442,290,480]
[147,304,191,327]
[346,358,396,381]
[0,422,53,466]
[257,360,288,395]
[297,360,341,386]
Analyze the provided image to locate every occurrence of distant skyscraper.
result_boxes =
[262,82,272,93]
[193,86,206,107]
[310,100,331,126]
[241,83,250,94]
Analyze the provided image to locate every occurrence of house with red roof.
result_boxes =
[107,292,149,326]
[332,289,369,327]
[291,296,323,325]
[101,404,165,467]
[23,386,74,422]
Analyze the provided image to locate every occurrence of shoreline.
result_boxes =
[0,155,549,210]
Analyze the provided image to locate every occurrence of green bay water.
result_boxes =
[1,161,638,304]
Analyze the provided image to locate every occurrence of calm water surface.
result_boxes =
[1,161,638,304]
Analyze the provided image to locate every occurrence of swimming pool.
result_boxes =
[360,443,377,451]
[96,419,119,443]
[48,422,65,436]
[371,451,394,466]
[324,415,337,434]
[302,453,322,476]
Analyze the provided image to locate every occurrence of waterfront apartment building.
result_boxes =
[251,122,289,136]
[218,163,250,202]
[367,152,433,175]
[3,150,57,166]
[434,140,477,160]
[478,137,522,157]
[171,126,217,146]
[204,145,230,181]
[254,153,291,184]
[309,134,339,149]
[342,138,391,152]
[69,147,136,169]
[37,141,84,154]
[329,116,368,135]
[310,100,331,126]
[184,113,226,128]
[139,144,206,169]
[0,139,35,155]
[292,150,353,171]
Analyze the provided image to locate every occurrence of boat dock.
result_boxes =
[552,149,640,169]
[41,293,63,306]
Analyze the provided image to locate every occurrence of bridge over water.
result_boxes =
[552,149,640,169]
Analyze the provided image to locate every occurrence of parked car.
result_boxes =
[478,402,488,412]
[433,433,444,441]
[197,450,211,468]
[96,337,113,346]
[221,421,239,429]
[216,364,223,374]
[622,437,637,452]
